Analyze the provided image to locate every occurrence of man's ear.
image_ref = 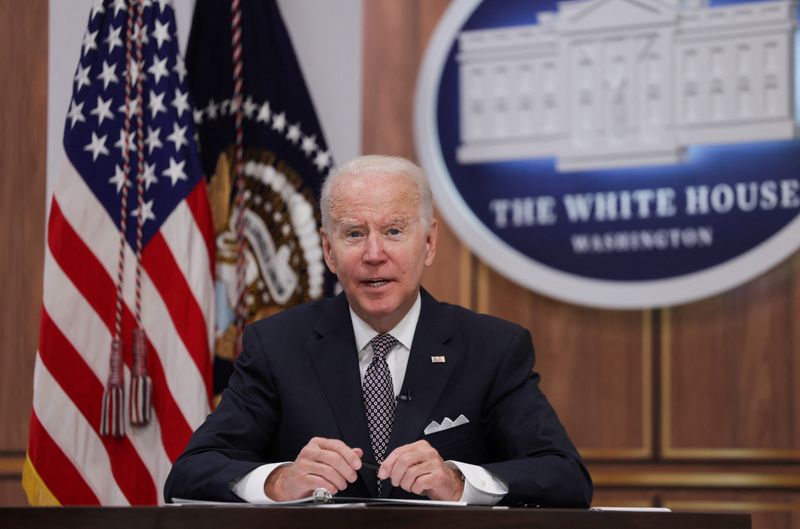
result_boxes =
[320,228,337,274]
[424,218,438,267]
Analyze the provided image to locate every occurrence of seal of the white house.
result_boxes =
[415,0,800,309]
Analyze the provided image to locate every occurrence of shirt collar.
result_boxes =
[350,292,421,352]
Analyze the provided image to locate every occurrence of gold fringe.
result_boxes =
[21,454,60,506]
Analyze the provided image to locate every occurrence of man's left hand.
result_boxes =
[378,440,464,501]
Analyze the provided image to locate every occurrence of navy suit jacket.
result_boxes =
[164,290,592,506]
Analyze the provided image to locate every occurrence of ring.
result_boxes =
[312,487,333,504]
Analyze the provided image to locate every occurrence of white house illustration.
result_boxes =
[457,0,797,172]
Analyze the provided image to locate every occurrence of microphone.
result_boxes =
[396,389,412,402]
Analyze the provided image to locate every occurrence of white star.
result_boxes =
[111,0,126,17]
[128,59,144,86]
[90,0,105,19]
[132,199,156,223]
[131,22,150,47]
[145,126,162,154]
[193,108,204,124]
[148,55,169,85]
[313,150,332,171]
[171,88,190,117]
[84,132,109,161]
[142,162,158,190]
[154,0,170,13]
[286,122,302,144]
[82,30,98,55]
[119,98,138,119]
[301,134,318,155]
[173,58,187,83]
[256,101,271,123]
[220,99,230,117]
[243,96,257,119]
[167,123,188,150]
[162,157,187,186]
[109,165,129,193]
[152,19,171,49]
[148,90,167,118]
[114,129,135,152]
[206,99,218,120]
[74,64,91,92]
[271,112,287,132]
[90,95,114,125]
[98,60,119,90]
[105,25,123,53]
[67,100,85,129]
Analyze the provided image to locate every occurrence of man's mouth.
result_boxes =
[364,279,390,288]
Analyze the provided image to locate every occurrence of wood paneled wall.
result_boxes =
[0,0,47,506]
[362,2,800,529]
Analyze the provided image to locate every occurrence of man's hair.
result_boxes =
[320,154,434,234]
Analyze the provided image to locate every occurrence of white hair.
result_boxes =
[320,155,434,234]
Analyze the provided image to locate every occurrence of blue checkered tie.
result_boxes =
[363,333,398,497]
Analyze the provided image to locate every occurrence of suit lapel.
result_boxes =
[385,290,458,458]
[305,294,378,497]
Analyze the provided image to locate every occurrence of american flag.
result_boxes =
[23,0,214,505]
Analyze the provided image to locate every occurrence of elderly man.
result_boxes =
[164,155,592,506]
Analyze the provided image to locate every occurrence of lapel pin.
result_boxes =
[431,355,446,363]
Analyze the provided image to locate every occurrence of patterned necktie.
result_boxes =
[363,333,398,497]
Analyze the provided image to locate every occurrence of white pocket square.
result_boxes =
[424,414,469,435]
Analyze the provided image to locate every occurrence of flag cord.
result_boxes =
[101,0,151,437]
[231,0,247,357]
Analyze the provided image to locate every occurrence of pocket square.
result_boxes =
[424,414,469,435]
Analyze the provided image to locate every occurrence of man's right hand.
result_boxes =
[264,437,363,501]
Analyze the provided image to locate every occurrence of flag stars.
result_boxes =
[109,165,129,193]
[128,59,144,86]
[142,162,158,190]
[206,99,219,120]
[67,100,85,129]
[148,55,169,85]
[301,134,318,156]
[74,64,92,92]
[286,122,302,144]
[145,126,162,153]
[98,60,119,90]
[154,0,170,13]
[131,22,150,46]
[148,90,167,118]
[82,30,98,55]
[256,101,271,123]
[119,98,138,119]
[243,96,257,119]
[313,150,332,171]
[152,19,171,49]
[172,88,190,118]
[90,0,105,20]
[167,123,188,150]
[132,199,156,223]
[114,129,135,152]
[111,0,127,17]
[173,58,187,83]
[163,157,187,186]
[85,131,109,161]
[193,108,204,125]
[90,95,114,126]
[272,112,287,132]
[105,25,123,53]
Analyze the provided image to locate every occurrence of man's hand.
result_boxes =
[378,440,464,501]
[264,437,363,501]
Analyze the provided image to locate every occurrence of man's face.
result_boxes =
[321,171,437,332]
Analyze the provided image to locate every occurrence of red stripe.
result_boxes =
[144,232,213,402]
[28,411,100,505]
[185,179,216,280]
[48,200,195,461]
[38,310,157,504]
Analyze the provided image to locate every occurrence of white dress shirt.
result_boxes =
[233,293,508,504]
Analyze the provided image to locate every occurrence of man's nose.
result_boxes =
[363,233,387,263]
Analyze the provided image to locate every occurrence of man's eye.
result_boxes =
[387,228,402,236]
[345,230,363,239]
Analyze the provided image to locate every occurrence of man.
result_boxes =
[164,155,592,506]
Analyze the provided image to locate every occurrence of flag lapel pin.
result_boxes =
[431,355,446,363]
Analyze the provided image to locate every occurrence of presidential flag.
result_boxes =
[23,0,214,505]
[186,0,334,395]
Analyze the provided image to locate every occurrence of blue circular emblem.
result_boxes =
[416,0,800,308]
